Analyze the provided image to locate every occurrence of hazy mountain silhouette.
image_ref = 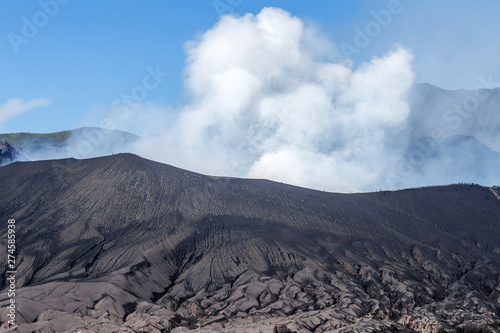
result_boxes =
[0,127,138,163]
[407,83,500,152]
[0,154,499,332]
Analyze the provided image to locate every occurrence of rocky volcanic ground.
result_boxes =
[0,154,499,332]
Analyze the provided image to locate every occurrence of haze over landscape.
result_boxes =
[0,1,499,332]
[1,4,499,192]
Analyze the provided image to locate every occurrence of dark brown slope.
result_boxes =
[0,154,499,332]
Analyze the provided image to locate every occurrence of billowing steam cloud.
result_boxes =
[5,7,497,191]
[133,7,415,192]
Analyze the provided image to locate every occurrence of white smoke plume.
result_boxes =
[133,7,415,192]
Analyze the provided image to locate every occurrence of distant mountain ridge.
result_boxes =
[377,83,500,189]
[0,127,138,163]
[0,154,499,332]
[407,83,500,152]
[388,134,500,189]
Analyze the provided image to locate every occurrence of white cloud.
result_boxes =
[133,7,415,192]
[0,98,51,125]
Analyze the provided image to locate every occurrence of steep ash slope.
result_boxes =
[0,154,499,332]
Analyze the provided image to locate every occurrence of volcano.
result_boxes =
[0,154,499,332]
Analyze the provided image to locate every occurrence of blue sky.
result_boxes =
[1,0,499,134]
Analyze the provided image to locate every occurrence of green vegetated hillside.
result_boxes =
[0,127,139,161]
[1,127,138,151]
